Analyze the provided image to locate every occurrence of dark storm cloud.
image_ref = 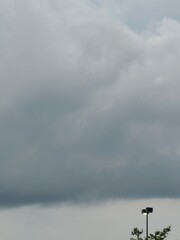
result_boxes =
[1,0,180,207]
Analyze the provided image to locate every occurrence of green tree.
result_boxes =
[149,226,171,240]
[130,226,171,240]
[130,227,143,240]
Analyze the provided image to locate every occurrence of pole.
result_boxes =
[141,207,153,240]
[146,213,148,240]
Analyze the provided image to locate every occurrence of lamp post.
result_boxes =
[141,207,153,240]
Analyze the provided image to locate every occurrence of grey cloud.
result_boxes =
[96,0,180,30]
[0,0,180,208]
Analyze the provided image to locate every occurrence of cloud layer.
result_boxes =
[1,0,180,207]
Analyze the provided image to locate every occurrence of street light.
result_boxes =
[141,207,153,240]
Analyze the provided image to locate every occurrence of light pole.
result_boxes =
[141,207,153,240]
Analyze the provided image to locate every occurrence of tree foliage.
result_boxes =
[149,226,171,240]
[130,226,171,240]
[130,227,144,240]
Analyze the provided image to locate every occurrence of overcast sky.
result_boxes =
[1,0,180,239]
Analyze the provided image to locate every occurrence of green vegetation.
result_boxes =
[130,226,171,240]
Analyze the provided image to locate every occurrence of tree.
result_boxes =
[130,227,143,240]
[149,226,171,240]
[130,226,171,240]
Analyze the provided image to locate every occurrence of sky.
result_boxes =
[1,0,180,239]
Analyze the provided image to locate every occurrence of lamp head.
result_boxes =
[142,207,153,215]
[146,207,153,213]
[142,209,147,215]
